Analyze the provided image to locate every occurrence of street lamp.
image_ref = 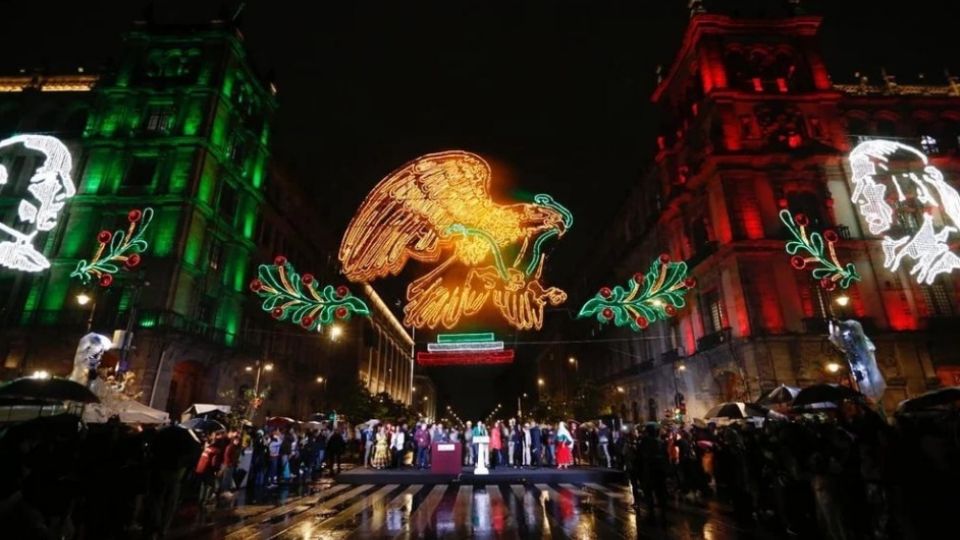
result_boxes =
[835,294,850,308]
[616,386,625,393]
[825,361,841,374]
[537,378,545,387]
[329,325,343,341]
[245,360,275,419]
[76,292,96,332]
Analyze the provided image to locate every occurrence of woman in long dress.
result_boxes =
[555,421,574,469]
[371,426,390,469]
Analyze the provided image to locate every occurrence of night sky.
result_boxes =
[3,0,956,419]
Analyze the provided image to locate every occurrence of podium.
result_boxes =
[430,442,462,474]
[473,435,490,475]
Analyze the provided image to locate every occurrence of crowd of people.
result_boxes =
[358,418,622,470]
[1,396,955,539]
[618,400,957,539]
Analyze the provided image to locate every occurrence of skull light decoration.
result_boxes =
[848,140,960,284]
[0,134,75,272]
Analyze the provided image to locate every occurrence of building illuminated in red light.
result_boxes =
[544,1,959,419]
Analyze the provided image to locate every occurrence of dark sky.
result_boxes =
[2,0,956,418]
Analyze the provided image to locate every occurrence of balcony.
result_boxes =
[696,328,731,352]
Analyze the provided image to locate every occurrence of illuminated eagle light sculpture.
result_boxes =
[339,151,572,330]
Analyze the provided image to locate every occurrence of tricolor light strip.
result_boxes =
[436,332,495,343]
[417,350,515,366]
[417,332,514,366]
[427,341,505,352]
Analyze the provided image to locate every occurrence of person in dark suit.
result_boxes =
[530,421,543,468]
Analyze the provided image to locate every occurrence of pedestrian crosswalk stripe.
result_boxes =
[240,483,378,540]
[346,484,422,537]
[485,485,521,539]
[223,481,647,539]
[453,485,473,537]
[224,483,352,538]
[278,484,399,538]
[392,484,447,539]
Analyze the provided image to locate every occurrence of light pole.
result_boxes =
[76,292,96,332]
[517,392,528,419]
[246,360,274,418]
[316,376,327,410]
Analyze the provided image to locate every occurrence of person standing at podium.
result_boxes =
[472,421,489,468]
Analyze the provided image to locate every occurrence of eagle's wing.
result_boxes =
[339,151,493,282]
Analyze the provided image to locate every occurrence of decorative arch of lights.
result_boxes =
[848,139,960,285]
[0,134,75,273]
[338,150,572,331]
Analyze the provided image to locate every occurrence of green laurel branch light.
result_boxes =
[71,207,154,286]
[250,257,370,331]
[578,255,695,332]
[780,209,860,290]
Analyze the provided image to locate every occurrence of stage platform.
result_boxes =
[336,465,627,485]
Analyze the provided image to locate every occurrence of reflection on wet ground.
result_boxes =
[175,476,782,539]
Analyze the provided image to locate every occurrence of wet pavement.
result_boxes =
[174,471,784,539]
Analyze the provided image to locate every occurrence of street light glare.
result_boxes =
[316,376,324,383]
[677,364,687,371]
[264,363,274,372]
[329,325,343,340]
[835,294,850,307]
[76,293,91,306]
[245,366,253,372]
[568,356,576,364]
[826,362,842,374]
[537,378,545,386]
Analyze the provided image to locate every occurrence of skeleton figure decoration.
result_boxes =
[0,134,76,272]
[848,140,960,284]
[828,319,886,401]
[339,151,571,330]
[69,333,114,388]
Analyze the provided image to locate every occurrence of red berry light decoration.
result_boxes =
[780,209,859,291]
[71,208,154,287]
[578,255,696,332]
[251,257,370,332]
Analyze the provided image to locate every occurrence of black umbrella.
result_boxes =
[0,377,99,404]
[793,384,862,408]
[896,387,960,415]
[758,385,801,406]
[705,402,770,419]
[180,417,226,432]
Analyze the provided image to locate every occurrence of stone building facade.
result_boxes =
[543,3,959,420]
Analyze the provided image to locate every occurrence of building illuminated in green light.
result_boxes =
[0,20,276,415]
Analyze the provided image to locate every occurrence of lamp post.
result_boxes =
[76,292,96,332]
[834,293,851,319]
[517,392,528,419]
[246,360,274,418]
